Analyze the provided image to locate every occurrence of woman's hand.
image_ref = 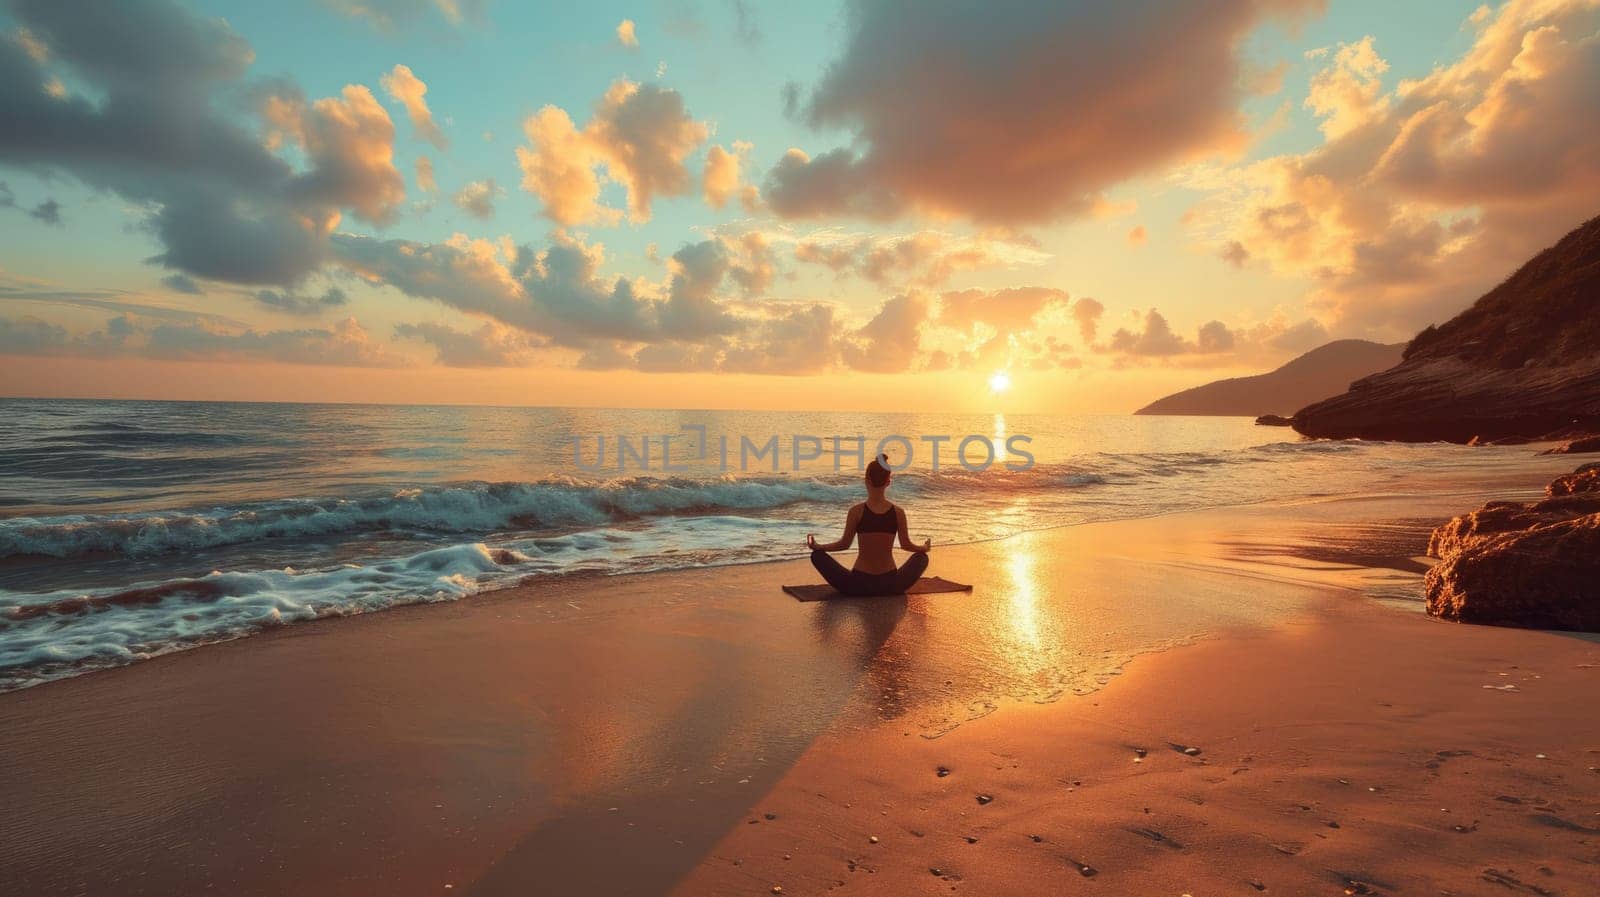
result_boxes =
[919,537,932,552]
[806,533,818,550]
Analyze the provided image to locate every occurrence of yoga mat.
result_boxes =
[783,576,974,602]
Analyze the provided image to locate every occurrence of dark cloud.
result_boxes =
[765,0,1323,223]
[160,274,204,295]
[26,198,59,224]
[0,179,62,225]
[0,314,69,354]
[0,0,404,286]
[254,286,350,315]
[661,241,745,340]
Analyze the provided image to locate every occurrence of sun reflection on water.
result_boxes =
[1002,545,1045,663]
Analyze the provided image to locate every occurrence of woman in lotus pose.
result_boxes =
[807,454,931,596]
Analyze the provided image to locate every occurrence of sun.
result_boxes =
[988,371,1012,393]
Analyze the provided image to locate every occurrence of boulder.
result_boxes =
[1547,463,1600,497]
[1424,463,1600,631]
[1424,513,1600,632]
[1255,414,1293,427]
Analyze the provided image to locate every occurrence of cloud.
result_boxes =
[29,198,60,225]
[260,82,407,225]
[452,178,502,219]
[840,293,927,372]
[721,230,775,296]
[395,320,542,366]
[323,0,487,31]
[415,155,437,192]
[333,231,747,346]
[1127,225,1148,247]
[1304,37,1389,139]
[659,240,747,340]
[1071,297,1105,345]
[380,64,446,149]
[788,228,1050,287]
[0,180,61,225]
[1100,307,1331,366]
[253,286,350,315]
[0,311,391,366]
[1197,319,1235,353]
[925,286,1081,370]
[515,106,613,226]
[161,274,204,294]
[764,0,1324,224]
[616,18,638,48]
[1218,240,1251,268]
[720,304,838,374]
[0,314,69,354]
[729,0,761,45]
[704,140,759,211]
[515,79,709,225]
[0,0,406,286]
[1109,310,1232,357]
[142,316,389,365]
[937,287,1070,334]
[1188,0,1600,337]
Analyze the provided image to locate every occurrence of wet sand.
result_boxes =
[3,479,1598,895]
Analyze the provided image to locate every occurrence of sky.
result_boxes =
[1,0,1597,412]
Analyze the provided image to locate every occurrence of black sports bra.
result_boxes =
[857,503,898,534]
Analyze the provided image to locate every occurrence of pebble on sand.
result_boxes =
[868,836,879,844]
[976,794,993,805]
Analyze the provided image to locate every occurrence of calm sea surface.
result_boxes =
[0,398,1564,688]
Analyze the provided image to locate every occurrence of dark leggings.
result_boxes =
[810,549,929,597]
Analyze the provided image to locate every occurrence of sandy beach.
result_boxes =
[3,472,1598,897]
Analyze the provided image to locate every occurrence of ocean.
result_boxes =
[0,397,1565,689]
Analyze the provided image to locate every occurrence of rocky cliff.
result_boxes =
[1293,215,1600,442]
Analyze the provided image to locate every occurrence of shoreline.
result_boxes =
[4,474,1597,895]
[2,448,1580,695]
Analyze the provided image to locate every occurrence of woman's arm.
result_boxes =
[808,505,862,552]
[896,507,931,552]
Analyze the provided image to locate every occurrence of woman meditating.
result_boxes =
[806,454,931,596]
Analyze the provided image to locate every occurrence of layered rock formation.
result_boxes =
[1136,339,1402,418]
[1423,464,1600,632]
[1294,215,1600,443]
